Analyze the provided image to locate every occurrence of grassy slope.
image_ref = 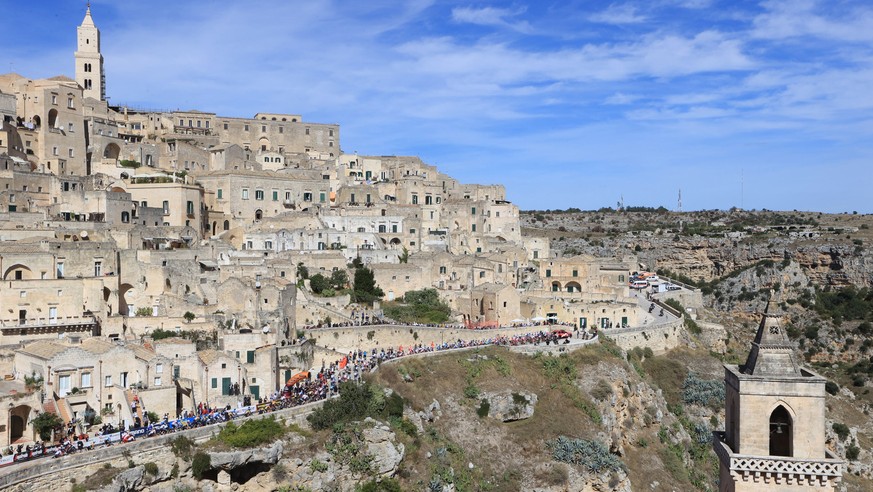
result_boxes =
[367,343,715,491]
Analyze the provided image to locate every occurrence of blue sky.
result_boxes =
[3,1,873,212]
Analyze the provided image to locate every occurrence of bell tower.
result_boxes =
[714,297,843,491]
[74,3,105,101]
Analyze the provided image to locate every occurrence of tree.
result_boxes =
[31,412,63,441]
[329,269,349,289]
[183,311,195,323]
[399,247,409,264]
[353,266,383,304]
[309,273,330,294]
[296,262,309,280]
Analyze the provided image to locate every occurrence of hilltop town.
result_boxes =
[0,7,870,492]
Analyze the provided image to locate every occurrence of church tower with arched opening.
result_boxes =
[714,297,843,491]
[74,3,105,101]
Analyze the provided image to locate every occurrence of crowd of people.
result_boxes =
[0,328,594,468]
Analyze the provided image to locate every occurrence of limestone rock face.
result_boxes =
[209,440,284,470]
[362,419,406,476]
[419,398,442,422]
[101,465,145,492]
[483,391,538,422]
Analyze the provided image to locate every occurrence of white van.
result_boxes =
[630,280,648,289]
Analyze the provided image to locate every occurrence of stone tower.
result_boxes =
[714,298,843,491]
[74,3,105,101]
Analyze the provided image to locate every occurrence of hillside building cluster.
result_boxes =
[0,11,843,492]
[0,6,639,446]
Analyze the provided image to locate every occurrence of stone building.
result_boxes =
[714,300,843,491]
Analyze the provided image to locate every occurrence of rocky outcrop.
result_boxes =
[482,391,538,422]
[362,419,406,476]
[209,440,284,470]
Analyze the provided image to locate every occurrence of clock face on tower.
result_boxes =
[769,326,779,335]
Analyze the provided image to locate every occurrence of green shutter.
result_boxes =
[246,350,255,364]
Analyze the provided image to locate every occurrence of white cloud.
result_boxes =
[451,6,532,32]
[753,0,873,42]
[589,4,646,24]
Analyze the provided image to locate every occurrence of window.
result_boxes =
[392,224,398,233]
[472,224,477,232]
[94,261,102,276]
[262,125,266,132]
[68,123,74,133]
[410,228,416,233]
[572,270,578,277]
[272,190,278,201]
[244,124,249,131]
[52,146,59,156]
[217,189,223,199]
[479,271,485,278]
[425,195,432,205]
[242,188,249,200]
[68,148,74,157]
[67,97,74,109]
[305,127,310,135]
[246,350,255,363]
[51,95,57,105]
[179,119,184,126]
[223,123,228,130]
[320,192,326,203]
[104,375,112,387]
[471,207,477,215]
[440,266,447,274]
[265,240,272,249]
[156,363,163,374]
[187,201,194,215]
[412,194,418,205]
[255,190,264,200]
[81,372,91,388]
[303,192,312,202]
[211,378,217,389]
[153,377,162,386]
[545,269,552,277]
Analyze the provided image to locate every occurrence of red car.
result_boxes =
[552,329,572,339]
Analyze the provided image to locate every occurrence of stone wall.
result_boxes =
[305,324,555,354]
[600,318,684,354]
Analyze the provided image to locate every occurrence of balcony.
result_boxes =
[712,432,843,487]
[0,315,98,335]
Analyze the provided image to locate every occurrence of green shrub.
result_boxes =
[682,373,725,409]
[463,384,480,399]
[357,478,403,492]
[31,412,62,441]
[143,462,159,476]
[308,382,391,430]
[846,442,860,460]
[216,417,287,448]
[546,436,624,473]
[170,435,195,460]
[825,381,840,395]
[310,458,328,473]
[477,399,490,418]
[191,452,211,479]
[832,422,850,441]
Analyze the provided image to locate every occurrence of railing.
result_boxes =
[0,315,97,331]
[713,432,843,484]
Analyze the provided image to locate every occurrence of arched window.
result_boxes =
[255,209,263,221]
[769,405,793,457]
[223,220,230,231]
[121,211,130,223]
